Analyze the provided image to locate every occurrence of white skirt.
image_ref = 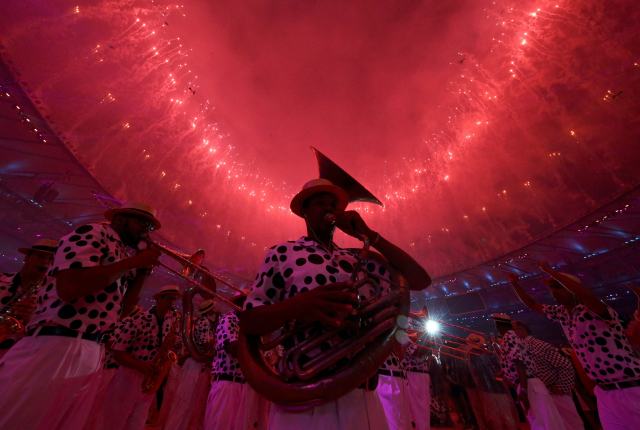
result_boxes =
[525,377,568,430]
[377,374,411,430]
[595,385,640,430]
[93,366,154,430]
[269,387,389,430]
[406,371,431,430]
[164,358,210,430]
[204,380,270,430]
[0,335,103,430]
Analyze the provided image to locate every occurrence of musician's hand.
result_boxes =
[335,211,375,242]
[131,248,161,269]
[11,296,37,322]
[289,282,358,328]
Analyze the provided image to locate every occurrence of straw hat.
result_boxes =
[153,284,181,298]
[199,299,215,315]
[290,179,349,218]
[104,202,161,230]
[18,238,58,255]
[490,313,512,323]
[466,333,486,345]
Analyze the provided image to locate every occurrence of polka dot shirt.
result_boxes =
[110,308,181,362]
[402,341,429,373]
[27,223,136,335]
[522,336,575,394]
[244,236,393,371]
[543,304,640,384]
[496,330,534,385]
[193,316,215,348]
[211,311,243,380]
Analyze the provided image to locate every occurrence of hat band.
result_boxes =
[31,246,57,252]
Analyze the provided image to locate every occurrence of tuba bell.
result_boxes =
[237,148,411,409]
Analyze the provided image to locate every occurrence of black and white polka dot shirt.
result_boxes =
[211,311,243,380]
[402,341,429,373]
[496,330,534,385]
[543,304,640,384]
[27,223,136,335]
[193,316,215,348]
[522,335,575,394]
[245,236,392,370]
[110,308,181,363]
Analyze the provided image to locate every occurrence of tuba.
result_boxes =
[0,281,41,344]
[237,148,411,409]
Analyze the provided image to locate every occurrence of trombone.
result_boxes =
[145,238,247,311]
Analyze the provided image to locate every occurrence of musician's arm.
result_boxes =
[55,250,158,302]
[240,301,301,336]
[369,234,431,290]
[539,262,609,319]
[508,274,544,315]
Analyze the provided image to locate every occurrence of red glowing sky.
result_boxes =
[1,0,639,279]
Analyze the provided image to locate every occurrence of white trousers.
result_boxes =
[85,368,118,428]
[0,335,103,430]
[406,372,430,430]
[552,393,583,430]
[595,385,640,430]
[94,366,154,430]
[164,358,210,430]
[269,387,388,430]
[377,374,411,430]
[525,378,569,430]
[204,380,269,430]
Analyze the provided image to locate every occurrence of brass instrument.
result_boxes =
[408,315,493,361]
[0,281,40,344]
[144,239,246,312]
[142,310,180,394]
[237,148,410,409]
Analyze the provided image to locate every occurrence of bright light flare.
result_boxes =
[425,319,441,335]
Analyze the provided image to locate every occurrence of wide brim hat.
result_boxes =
[154,284,182,298]
[104,202,161,230]
[18,239,58,255]
[466,333,486,345]
[198,299,215,315]
[290,178,349,218]
[490,313,512,323]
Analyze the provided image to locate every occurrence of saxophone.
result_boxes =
[141,310,180,394]
[0,280,40,344]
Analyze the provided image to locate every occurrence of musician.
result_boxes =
[0,239,57,356]
[401,335,431,430]
[511,319,584,429]
[0,202,160,429]
[493,313,570,430]
[510,264,640,429]
[164,299,217,430]
[240,178,431,429]
[96,284,182,430]
[205,295,269,430]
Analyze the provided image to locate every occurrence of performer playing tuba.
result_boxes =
[239,149,431,430]
[0,239,57,356]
